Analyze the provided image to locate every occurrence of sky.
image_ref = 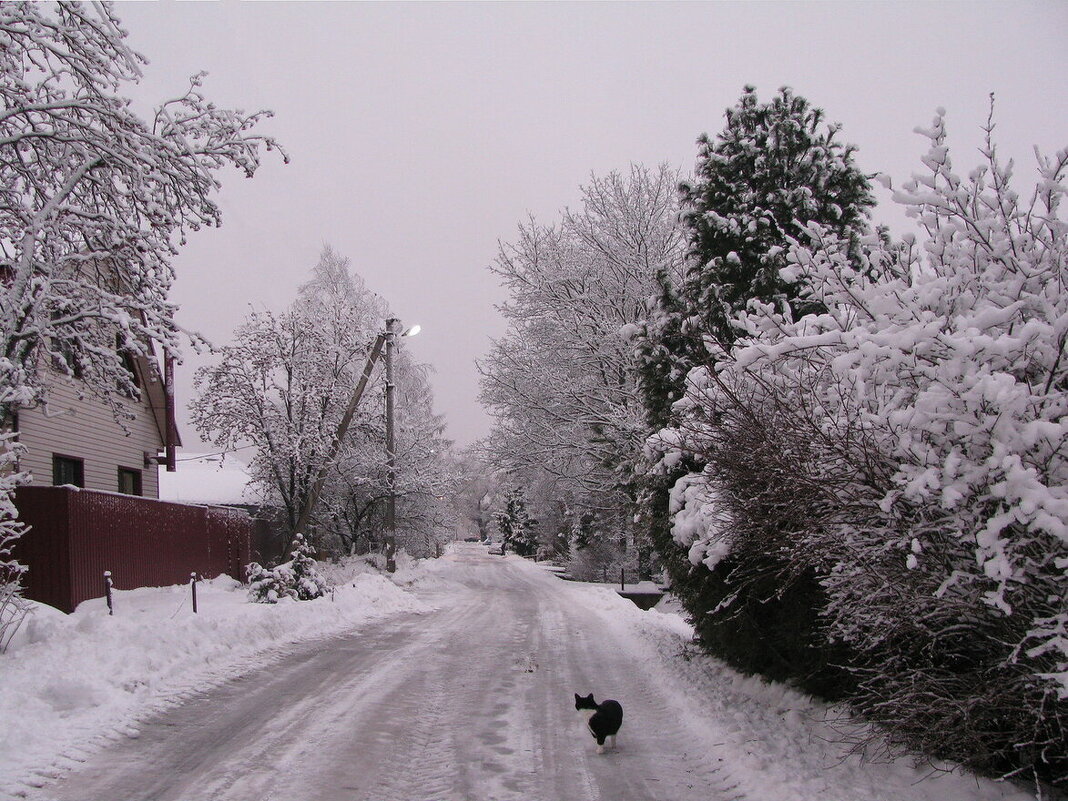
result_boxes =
[115,0,1067,449]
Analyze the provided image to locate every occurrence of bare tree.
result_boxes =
[478,165,687,544]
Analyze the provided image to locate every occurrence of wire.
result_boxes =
[173,445,255,462]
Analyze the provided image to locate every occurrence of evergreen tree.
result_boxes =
[639,85,875,449]
[289,534,328,600]
[245,534,327,603]
[636,269,695,432]
[680,85,875,347]
[637,86,875,698]
[496,488,538,557]
[568,509,599,551]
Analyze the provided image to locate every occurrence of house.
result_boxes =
[5,310,262,613]
[9,363,258,614]
[14,348,178,497]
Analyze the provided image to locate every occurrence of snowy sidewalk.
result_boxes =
[0,567,431,799]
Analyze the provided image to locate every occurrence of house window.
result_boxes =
[47,311,84,378]
[53,455,84,487]
[118,467,142,496]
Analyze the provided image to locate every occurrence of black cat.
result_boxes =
[574,692,623,753]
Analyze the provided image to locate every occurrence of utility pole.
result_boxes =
[384,317,398,573]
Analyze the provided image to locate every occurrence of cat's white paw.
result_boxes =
[596,745,605,754]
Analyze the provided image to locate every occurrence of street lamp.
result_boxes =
[384,317,419,572]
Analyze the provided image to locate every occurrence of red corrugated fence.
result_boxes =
[13,486,252,612]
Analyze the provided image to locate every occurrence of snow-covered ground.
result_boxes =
[0,562,430,798]
[0,544,1041,800]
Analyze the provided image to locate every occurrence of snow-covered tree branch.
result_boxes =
[0,1,284,620]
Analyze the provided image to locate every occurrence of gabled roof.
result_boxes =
[138,351,182,450]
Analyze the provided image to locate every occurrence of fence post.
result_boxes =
[621,567,625,592]
[104,571,113,615]
[190,572,199,614]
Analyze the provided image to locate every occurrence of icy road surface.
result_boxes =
[37,546,734,801]
[34,544,1028,801]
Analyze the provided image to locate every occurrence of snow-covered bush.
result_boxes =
[655,110,1068,783]
[246,535,328,604]
[245,561,291,605]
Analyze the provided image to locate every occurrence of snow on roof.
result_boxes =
[157,452,255,506]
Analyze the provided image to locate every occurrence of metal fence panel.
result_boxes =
[13,486,253,612]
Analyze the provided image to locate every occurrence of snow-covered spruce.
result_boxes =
[246,535,327,604]
[495,487,539,557]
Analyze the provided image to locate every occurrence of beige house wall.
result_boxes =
[16,376,164,498]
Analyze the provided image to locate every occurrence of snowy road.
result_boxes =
[38,545,736,801]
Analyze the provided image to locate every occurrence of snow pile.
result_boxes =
[0,568,430,797]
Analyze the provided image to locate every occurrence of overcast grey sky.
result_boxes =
[118,1,1066,449]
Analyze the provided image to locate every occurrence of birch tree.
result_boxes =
[194,247,458,558]
[323,353,459,557]
[193,248,387,544]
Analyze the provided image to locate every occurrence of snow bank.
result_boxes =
[0,568,430,797]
